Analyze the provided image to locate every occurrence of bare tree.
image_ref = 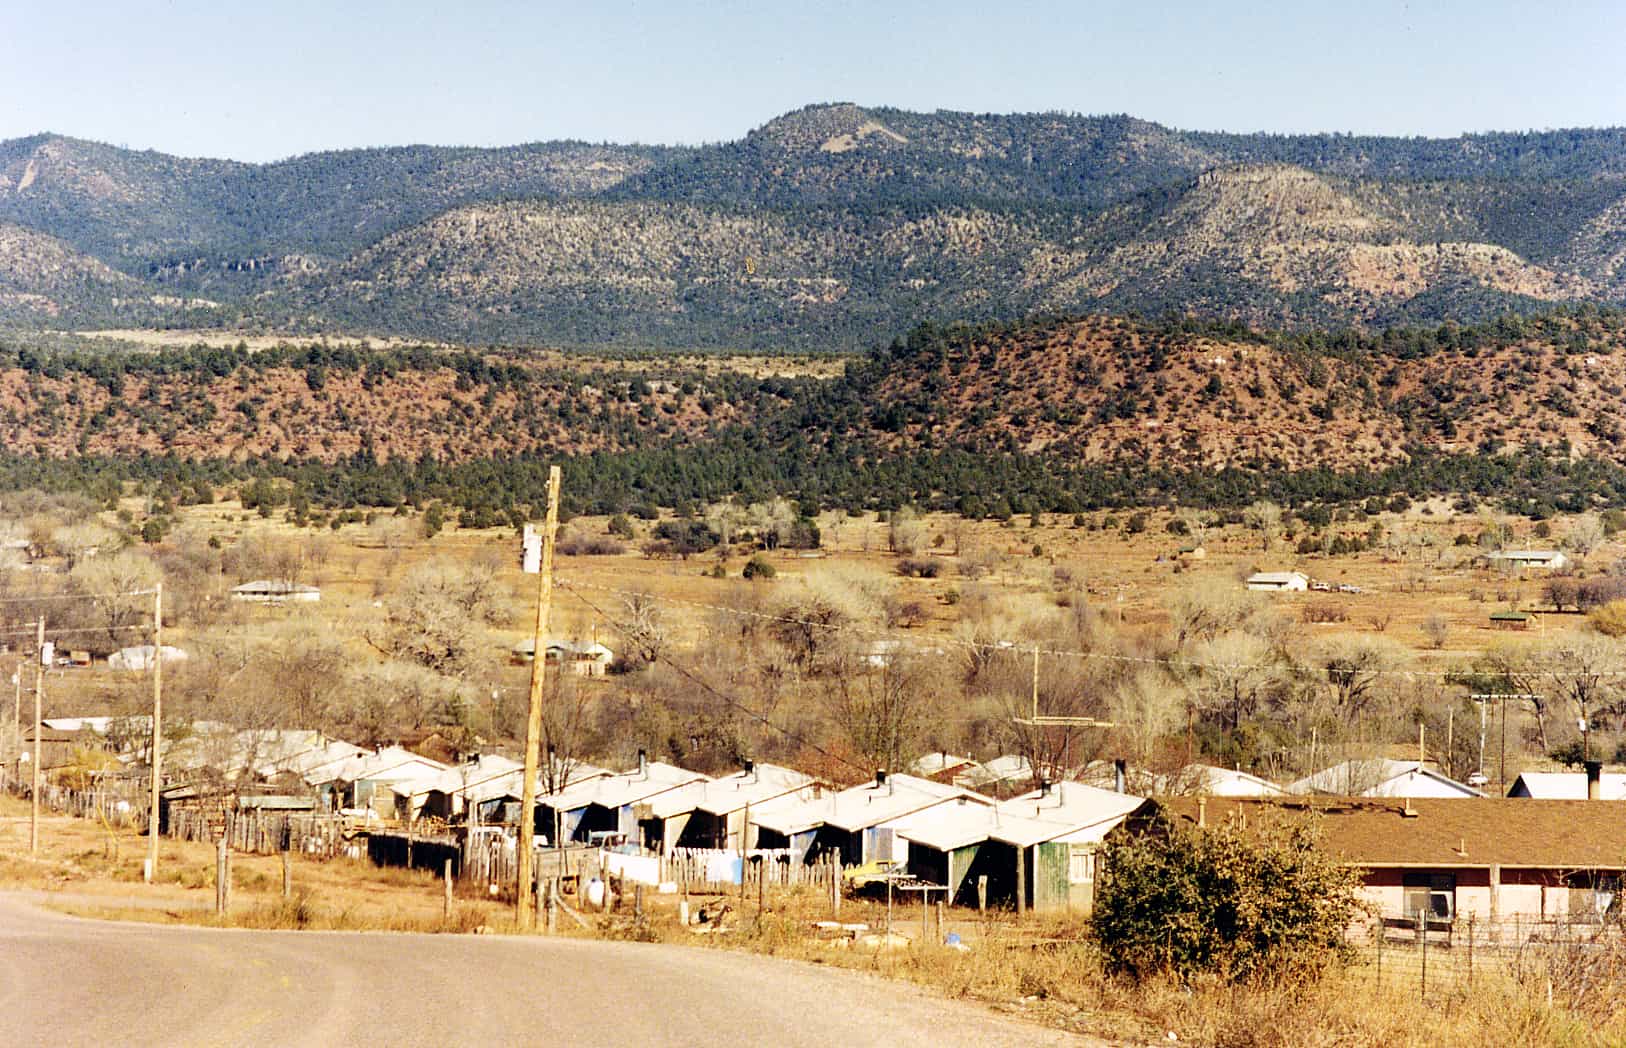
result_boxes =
[1472,641,1553,754]
[1166,575,1267,646]
[617,592,668,670]
[1565,514,1605,559]
[1316,635,1406,720]
[1244,500,1283,551]
[820,648,940,775]
[1187,631,1278,730]
[70,550,162,649]
[1532,635,1624,757]
[372,558,500,674]
[888,506,926,555]
[1175,507,1212,548]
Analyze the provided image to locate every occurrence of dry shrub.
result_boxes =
[1590,600,1626,638]
[1302,601,1348,624]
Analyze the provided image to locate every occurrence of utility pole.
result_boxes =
[30,617,43,856]
[516,466,562,931]
[146,583,163,883]
[1470,694,1538,796]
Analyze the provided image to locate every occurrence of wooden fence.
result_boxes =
[167,807,349,860]
[31,781,150,828]
[10,778,349,860]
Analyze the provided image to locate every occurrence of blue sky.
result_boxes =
[4,1,1625,161]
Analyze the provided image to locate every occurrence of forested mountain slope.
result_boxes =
[4,105,1626,345]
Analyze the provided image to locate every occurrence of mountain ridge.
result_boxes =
[6,104,1626,345]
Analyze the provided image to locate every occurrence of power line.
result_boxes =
[0,622,150,640]
[0,588,160,605]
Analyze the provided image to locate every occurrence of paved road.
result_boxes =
[0,894,1088,1047]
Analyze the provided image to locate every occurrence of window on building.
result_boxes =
[1402,872,1456,920]
[1067,845,1094,885]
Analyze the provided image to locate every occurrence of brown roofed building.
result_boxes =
[1153,796,1626,929]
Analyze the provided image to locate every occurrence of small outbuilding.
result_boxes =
[1245,570,1308,592]
[231,579,321,604]
[107,645,190,671]
[1487,550,1568,572]
[1490,610,1531,631]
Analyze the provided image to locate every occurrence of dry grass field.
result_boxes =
[19,491,1612,786]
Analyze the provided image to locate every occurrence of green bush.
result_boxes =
[1093,812,1363,984]
[742,555,776,581]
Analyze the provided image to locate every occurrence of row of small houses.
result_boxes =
[13,715,1626,926]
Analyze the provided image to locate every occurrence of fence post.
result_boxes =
[1375,916,1383,987]
[1418,911,1428,1001]
[977,875,987,917]
[1467,914,1474,984]
[830,859,840,917]
[282,849,292,900]
[216,837,229,916]
[443,858,454,920]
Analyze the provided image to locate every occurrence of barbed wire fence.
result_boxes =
[1358,911,1626,1006]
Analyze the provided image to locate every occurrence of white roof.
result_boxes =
[511,637,614,660]
[1509,772,1626,800]
[1001,782,1150,843]
[262,738,369,778]
[232,579,320,594]
[1287,759,1484,798]
[1165,764,1285,797]
[107,645,189,670]
[405,754,525,799]
[639,764,817,820]
[1246,571,1306,584]
[751,773,990,835]
[1489,550,1564,561]
[539,761,708,814]
[886,798,1049,852]
[42,716,118,733]
[466,759,614,805]
[910,752,975,777]
[891,782,1147,851]
[956,754,1033,788]
[303,746,447,787]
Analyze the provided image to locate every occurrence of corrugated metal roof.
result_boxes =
[539,761,707,813]
[752,773,990,835]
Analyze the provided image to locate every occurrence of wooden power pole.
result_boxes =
[146,583,163,882]
[517,466,562,930]
[30,616,42,856]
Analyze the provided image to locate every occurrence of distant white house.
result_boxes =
[107,645,190,671]
[231,579,321,604]
[1287,758,1484,799]
[510,637,615,677]
[1487,550,1569,572]
[1245,570,1309,592]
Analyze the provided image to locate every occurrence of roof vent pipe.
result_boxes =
[1587,759,1603,801]
[1113,758,1127,794]
[875,769,887,788]
[742,758,755,779]
[637,748,648,778]
[1197,796,1207,829]
[1039,779,1051,798]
